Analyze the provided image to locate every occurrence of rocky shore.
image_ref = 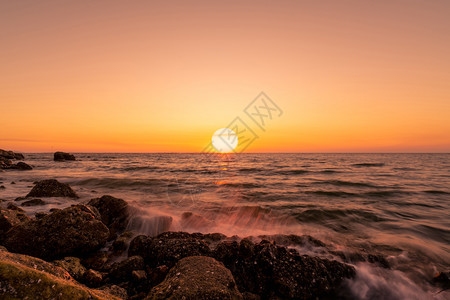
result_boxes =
[1,151,447,299]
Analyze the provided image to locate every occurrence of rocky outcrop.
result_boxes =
[0,149,30,170]
[147,256,242,300]
[0,248,120,299]
[54,151,76,161]
[128,232,212,268]
[214,239,355,299]
[0,207,30,243]
[109,255,145,282]
[26,179,78,198]
[4,205,109,260]
[88,195,129,238]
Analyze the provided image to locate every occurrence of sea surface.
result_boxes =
[1,153,449,299]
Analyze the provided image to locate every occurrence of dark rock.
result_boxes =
[109,256,145,282]
[0,185,5,189]
[10,162,32,170]
[128,232,212,268]
[98,285,128,299]
[147,256,242,300]
[88,195,129,238]
[147,265,169,286]
[0,207,30,242]
[53,256,87,281]
[54,151,76,161]
[14,197,26,201]
[35,212,47,219]
[26,179,78,198]
[131,269,147,282]
[433,271,450,290]
[0,149,24,160]
[82,251,110,271]
[4,205,109,260]
[21,198,46,206]
[83,269,103,287]
[6,203,24,212]
[213,239,355,299]
[112,231,134,253]
[10,181,15,184]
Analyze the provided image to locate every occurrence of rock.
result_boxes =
[0,149,24,160]
[88,195,129,238]
[98,285,128,299]
[0,185,5,189]
[26,179,78,198]
[84,269,103,287]
[112,231,134,253]
[147,256,242,300]
[0,207,30,242]
[10,181,15,184]
[0,248,119,299]
[213,239,356,299]
[4,205,109,260]
[433,271,450,290]
[21,198,46,206]
[10,162,33,170]
[128,232,212,268]
[35,212,48,219]
[82,251,110,271]
[147,265,169,286]
[54,151,76,161]
[15,196,27,201]
[53,256,87,282]
[109,255,145,282]
[132,269,147,282]
[6,203,24,211]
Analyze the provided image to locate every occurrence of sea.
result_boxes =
[1,153,449,299]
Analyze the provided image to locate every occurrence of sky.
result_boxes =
[1,1,449,153]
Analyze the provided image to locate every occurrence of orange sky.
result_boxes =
[1,1,449,153]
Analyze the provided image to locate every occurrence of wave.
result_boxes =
[122,166,160,171]
[423,190,449,195]
[73,177,163,188]
[312,180,380,188]
[305,190,358,197]
[294,209,384,223]
[273,169,310,175]
[352,163,385,167]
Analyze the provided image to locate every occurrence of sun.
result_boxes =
[211,128,238,153]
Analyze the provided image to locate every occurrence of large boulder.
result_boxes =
[54,151,76,161]
[88,195,129,238]
[0,149,24,160]
[128,232,212,268]
[26,179,78,198]
[213,239,355,299]
[0,248,119,299]
[4,205,109,260]
[147,256,242,300]
[10,162,33,170]
[0,207,30,243]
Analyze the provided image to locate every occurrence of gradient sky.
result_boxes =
[1,1,449,152]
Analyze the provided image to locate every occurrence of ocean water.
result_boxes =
[1,153,449,299]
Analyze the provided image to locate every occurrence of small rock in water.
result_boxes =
[0,185,5,189]
[54,151,76,161]
[10,162,33,170]
[11,181,15,184]
[26,179,78,198]
[6,203,24,212]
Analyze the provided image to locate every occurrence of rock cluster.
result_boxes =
[0,185,360,299]
[0,148,32,170]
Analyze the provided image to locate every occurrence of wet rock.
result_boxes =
[112,231,134,253]
[26,179,78,198]
[84,269,104,287]
[128,232,212,268]
[14,196,26,201]
[21,198,46,206]
[54,151,76,161]
[0,207,30,242]
[4,205,109,260]
[88,195,129,238]
[213,239,355,299]
[35,212,47,219]
[147,265,169,286]
[10,181,15,184]
[53,256,87,281]
[82,251,110,271]
[331,250,390,268]
[433,271,450,290]
[147,256,242,300]
[0,149,24,160]
[109,255,145,282]
[0,248,118,299]
[0,185,5,189]
[6,203,24,211]
[10,161,33,170]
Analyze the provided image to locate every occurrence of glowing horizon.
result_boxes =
[1,1,449,153]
